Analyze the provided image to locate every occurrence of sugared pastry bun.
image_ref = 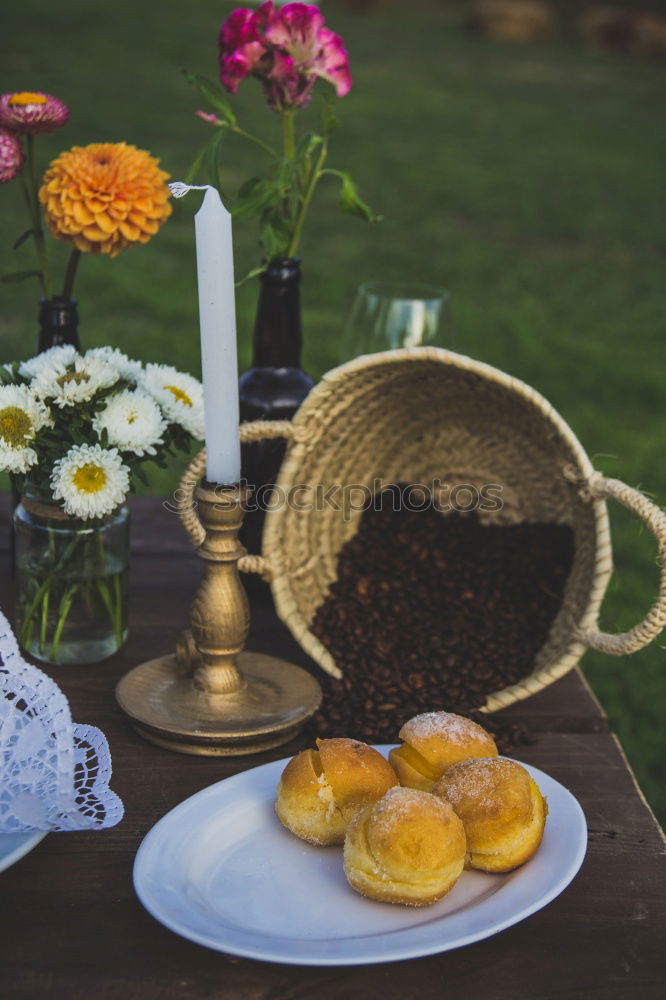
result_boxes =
[433,757,547,873]
[275,738,399,846]
[389,711,498,792]
[343,786,467,906]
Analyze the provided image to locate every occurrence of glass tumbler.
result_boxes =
[340,282,451,362]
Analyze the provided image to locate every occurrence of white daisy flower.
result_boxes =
[32,355,119,408]
[141,363,205,439]
[51,443,130,519]
[93,389,166,456]
[0,384,51,474]
[85,347,143,384]
[19,344,80,380]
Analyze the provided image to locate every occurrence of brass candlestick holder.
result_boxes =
[116,479,321,755]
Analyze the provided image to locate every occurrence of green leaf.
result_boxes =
[185,143,208,185]
[0,361,19,384]
[235,263,267,288]
[274,155,297,197]
[1,270,42,284]
[232,178,280,220]
[296,132,324,160]
[328,170,381,223]
[181,70,237,125]
[134,464,149,487]
[238,176,261,198]
[205,128,229,197]
[13,229,39,251]
[260,224,288,261]
[259,209,291,260]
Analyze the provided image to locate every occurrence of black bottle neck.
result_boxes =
[38,297,80,353]
[252,258,302,368]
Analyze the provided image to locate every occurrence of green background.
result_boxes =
[2,2,665,823]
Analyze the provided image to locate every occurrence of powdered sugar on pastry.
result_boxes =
[403,712,491,745]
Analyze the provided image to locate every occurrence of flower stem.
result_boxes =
[19,574,52,648]
[230,125,277,159]
[49,584,78,661]
[25,135,51,299]
[96,578,113,621]
[19,167,47,297]
[62,248,81,300]
[18,170,35,223]
[39,587,50,654]
[287,140,328,258]
[96,574,124,648]
[282,111,295,161]
[17,529,82,650]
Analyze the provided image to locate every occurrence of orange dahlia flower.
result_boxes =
[39,142,172,257]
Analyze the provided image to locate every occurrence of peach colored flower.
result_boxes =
[39,142,172,257]
[0,91,68,136]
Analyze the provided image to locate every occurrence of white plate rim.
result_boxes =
[134,750,587,966]
[0,830,46,874]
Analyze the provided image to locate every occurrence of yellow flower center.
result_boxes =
[127,411,138,424]
[72,463,107,494]
[8,92,48,106]
[0,406,33,447]
[57,371,90,388]
[165,384,192,407]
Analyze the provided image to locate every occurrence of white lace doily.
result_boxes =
[0,610,124,832]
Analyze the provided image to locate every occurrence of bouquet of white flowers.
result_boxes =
[1,345,203,512]
[1,345,204,664]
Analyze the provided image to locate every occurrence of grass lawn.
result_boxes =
[2,2,665,822]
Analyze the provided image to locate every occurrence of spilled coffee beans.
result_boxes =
[308,498,574,749]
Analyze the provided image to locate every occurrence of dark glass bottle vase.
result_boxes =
[10,298,81,573]
[239,259,315,594]
[37,296,80,352]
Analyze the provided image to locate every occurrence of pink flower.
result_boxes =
[218,2,351,111]
[264,4,351,101]
[218,8,269,95]
[263,49,306,111]
[0,91,69,136]
[195,110,220,125]
[0,128,23,183]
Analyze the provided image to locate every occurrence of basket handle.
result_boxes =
[573,471,666,655]
[175,420,297,581]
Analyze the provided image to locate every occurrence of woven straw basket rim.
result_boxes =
[179,348,666,714]
[264,348,611,712]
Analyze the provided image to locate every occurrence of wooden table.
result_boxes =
[1,496,664,1000]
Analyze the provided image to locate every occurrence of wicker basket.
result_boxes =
[180,348,666,713]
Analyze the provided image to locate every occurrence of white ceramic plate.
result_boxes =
[134,750,586,966]
[0,831,46,874]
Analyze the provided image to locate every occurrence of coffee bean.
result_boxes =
[306,500,574,752]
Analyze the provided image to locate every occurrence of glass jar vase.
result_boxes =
[13,495,129,666]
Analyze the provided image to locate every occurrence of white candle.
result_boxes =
[170,182,241,485]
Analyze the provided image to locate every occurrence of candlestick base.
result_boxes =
[116,650,321,756]
[116,476,322,756]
